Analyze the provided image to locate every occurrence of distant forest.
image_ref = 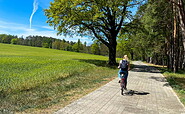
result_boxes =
[0,34,109,56]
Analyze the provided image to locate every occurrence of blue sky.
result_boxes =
[0,0,138,44]
[0,0,90,43]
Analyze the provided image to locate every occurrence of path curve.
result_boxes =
[55,61,185,114]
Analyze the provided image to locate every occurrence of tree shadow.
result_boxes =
[149,76,171,87]
[124,90,150,96]
[149,76,167,82]
[76,59,118,69]
[163,83,170,87]
[131,64,161,73]
[149,75,185,89]
[149,65,185,89]
[164,76,185,89]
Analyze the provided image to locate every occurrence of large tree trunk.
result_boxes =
[173,2,178,73]
[130,52,134,60]
[178,0,185,70]
[169,0,185,71]
[179,31,184,69]
[108,46,117,65]
[108,36,117,65]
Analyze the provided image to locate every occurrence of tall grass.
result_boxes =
[0,43,118,113]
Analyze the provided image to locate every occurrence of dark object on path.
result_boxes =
[122,90,150,96]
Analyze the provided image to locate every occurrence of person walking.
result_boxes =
[118,55,130,91]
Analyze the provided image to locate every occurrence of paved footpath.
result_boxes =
[55,61,185,114]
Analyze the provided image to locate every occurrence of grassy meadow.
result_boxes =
[0,43,118,113]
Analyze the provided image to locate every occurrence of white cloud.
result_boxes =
[30,0,39,29]
[0,20,92,43]
[0,29,9,34]
[0,20,32,36]
[41,26,54,30]
[18,29,60,38]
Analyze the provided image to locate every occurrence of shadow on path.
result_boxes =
[131,64,161,73]
[131,63,171,87]
[76,59,118,69]
[149,76,167,82]
[124,90,150,96]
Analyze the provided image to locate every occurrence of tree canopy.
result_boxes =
[120,0,185,72]
[45,0,144,65]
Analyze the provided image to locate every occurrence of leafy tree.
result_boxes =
[72,39,83,52]
[45,0,143,65]
[11,38,19,44]
[42,43,49,48]
[99,43,108,56]
[66,45,73,51]
[52,40,61,50]
[91,41,100,55]
[0,34,7,43]
[0,34,16,44]
[117,34,132,58]
[124,0,185,72]
[60,40,71,50]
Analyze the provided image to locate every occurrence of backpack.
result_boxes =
[120,60,128,70]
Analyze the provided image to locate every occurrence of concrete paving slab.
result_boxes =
[55,61,185,114]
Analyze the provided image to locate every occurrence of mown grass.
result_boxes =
[146,63,185,106]
[0,43,118,113]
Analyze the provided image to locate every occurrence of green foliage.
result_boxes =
[0,34,18,44]
[42,43,49,48]
[117,34,133,58]
[0,34,109,57]
[11,38,19,44]
[45,0,143,65]
[91,43,100,55]
[117,0,171,61]
[52,40,61,49]
[72,39,83,52]
[90,41,108,55]
[99,43,108,56]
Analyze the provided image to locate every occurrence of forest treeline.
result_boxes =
[118,0,185,72]
[0,34,109,56]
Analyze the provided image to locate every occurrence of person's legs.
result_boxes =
[118,69,122,82]
[124,77,127,90]
[123,71,128,89]
[119,70,126,87]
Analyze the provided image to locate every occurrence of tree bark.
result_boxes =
[173,2,178,72]
[178,0,185,70]
[168,0,185,71]
[130,52,134,60]
[108,46,117,65]
[178,0,185,52]
[107,36,117,65]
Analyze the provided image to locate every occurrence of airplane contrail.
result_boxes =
[29,0,38,29]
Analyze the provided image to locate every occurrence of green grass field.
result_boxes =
[0,43,118,113]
